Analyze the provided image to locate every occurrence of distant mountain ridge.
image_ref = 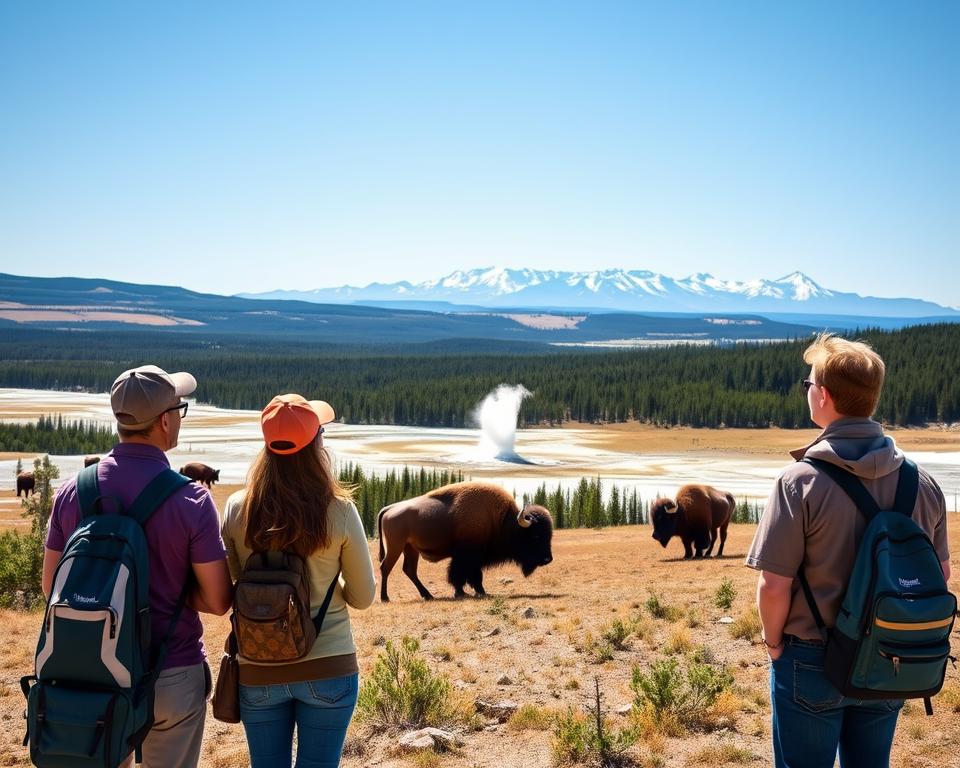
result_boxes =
[241,267,955,317]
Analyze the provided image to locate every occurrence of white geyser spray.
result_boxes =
[473,384,533,463]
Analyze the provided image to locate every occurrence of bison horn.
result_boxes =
[517,509,533,528]
[663,500,679,515]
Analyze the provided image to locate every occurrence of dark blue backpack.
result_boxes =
[799,458,957,715]
[21,464,191,767]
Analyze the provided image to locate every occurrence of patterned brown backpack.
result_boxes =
[232,551,339,663]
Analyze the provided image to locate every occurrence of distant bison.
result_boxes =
[179,462,220,488]
[83,456,100,467]
[377,481,554,601]
[16,471,35,498]
[651,484,735,559]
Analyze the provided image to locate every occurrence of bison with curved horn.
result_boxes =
[377,481,554,601]
[651,484,735,559]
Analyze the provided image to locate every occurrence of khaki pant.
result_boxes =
[121,662,210,768]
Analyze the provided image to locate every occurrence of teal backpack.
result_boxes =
[799,458,957,715]
[21,464,191,767]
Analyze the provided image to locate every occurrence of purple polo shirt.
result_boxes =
[46,443,227,669]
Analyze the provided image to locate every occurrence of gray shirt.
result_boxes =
[746,418,949,640]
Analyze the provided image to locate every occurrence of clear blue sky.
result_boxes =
[1,2,957,306]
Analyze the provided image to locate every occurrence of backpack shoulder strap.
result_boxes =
[312,571,341,635]
[803,457,882,522]
[892,458,920,517]
[126,469,192,527]
[75,464,102,520]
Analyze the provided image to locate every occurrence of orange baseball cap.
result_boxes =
[260,394,335,455]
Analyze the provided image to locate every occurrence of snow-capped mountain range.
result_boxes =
[241,268,956,317]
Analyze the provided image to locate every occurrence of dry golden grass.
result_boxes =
[3,524,959,766]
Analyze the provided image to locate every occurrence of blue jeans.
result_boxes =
[770,637,902,768]
[239,674,359,768]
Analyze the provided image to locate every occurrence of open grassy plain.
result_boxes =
[2,515,958,767]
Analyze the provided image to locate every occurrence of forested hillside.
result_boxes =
[1,324,957,428]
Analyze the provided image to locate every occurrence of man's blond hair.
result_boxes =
[803,333,885,418]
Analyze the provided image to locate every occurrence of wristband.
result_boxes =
[762,636,784,650]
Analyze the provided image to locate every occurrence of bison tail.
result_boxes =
[377,506,388,562]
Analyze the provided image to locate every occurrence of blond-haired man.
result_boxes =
[746,334,951,768]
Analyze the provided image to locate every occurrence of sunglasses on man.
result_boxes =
[163,401,189,417]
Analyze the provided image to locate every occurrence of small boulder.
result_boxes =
[522,606,537,619]
[398,727,462,752]
[475,699,519,722]
[496,674,512,685]
[717,617,734,624]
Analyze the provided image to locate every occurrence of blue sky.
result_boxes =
[1,3,957,306]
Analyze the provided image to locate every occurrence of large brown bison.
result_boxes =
[377,481,554,601]
[179,462,220,488]
[16,471,35,498]
[651,484,735,559]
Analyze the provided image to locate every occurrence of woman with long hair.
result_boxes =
[221,394,376,767]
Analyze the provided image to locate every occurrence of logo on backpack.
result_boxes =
[898,577,922,588]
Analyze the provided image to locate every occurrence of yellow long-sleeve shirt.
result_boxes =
[221,490,377,684]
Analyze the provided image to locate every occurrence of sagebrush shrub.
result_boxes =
[630,657,734,731]
[355,636,465,729]
[714,577,736,610]
[644,592,680,621]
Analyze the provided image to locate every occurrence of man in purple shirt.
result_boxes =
[43,365,232,768]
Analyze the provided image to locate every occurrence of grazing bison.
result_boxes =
[16,471,35,498]
[179,462,220,488]
[83,456,100,467]
[377,481,554,601]
[651,484,735,559]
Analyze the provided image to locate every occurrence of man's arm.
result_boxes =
[42,548,61,599]
[188,559,232,616]
[757,570,793,660]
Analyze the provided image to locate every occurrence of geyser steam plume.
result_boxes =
[474,384,532,463]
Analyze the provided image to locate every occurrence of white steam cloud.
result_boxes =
[473,384,532,461]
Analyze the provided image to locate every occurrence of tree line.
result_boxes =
[1,416,115,456]
[336,465,765,537]
[1,323,958,428]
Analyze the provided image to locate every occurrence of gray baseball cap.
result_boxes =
[111,365,197,430]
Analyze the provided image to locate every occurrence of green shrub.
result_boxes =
[487,596,509,618]
[644,592,680,621]
[631,657,734,731]
[552,679,638,766]
[0,456,59,608]
[601,618,632,650]
[356,637,465,729]
[509,703,555,731]
[714,578,736,611]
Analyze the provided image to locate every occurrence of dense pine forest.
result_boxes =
[337,463,765,536]
[0,416,115,455]
[1,323,958,428]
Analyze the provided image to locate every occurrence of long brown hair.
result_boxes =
[240,435,354,558]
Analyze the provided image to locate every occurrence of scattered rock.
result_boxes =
[398,727,462,752]
[475,699,519,722]
[717,617,734,624]
[522,606,537,619]
[499,577,514,585]
[484,723,501,732]
[496,674,513,685]
[615,705,633,716]
[372,634,387,645]
[480,627,500,638]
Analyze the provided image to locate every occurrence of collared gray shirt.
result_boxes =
[746,418,949,640]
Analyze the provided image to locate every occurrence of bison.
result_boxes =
[16,471,35,498]
[650,484,735,559]
[83,456,100,467]
[377,481,554,602]
[179,462,220,488]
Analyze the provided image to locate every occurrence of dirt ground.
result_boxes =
[2,521,959,767]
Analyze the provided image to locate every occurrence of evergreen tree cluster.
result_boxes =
[337,463,465,536]
[0,415,115,455]
[2,323,957,428]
